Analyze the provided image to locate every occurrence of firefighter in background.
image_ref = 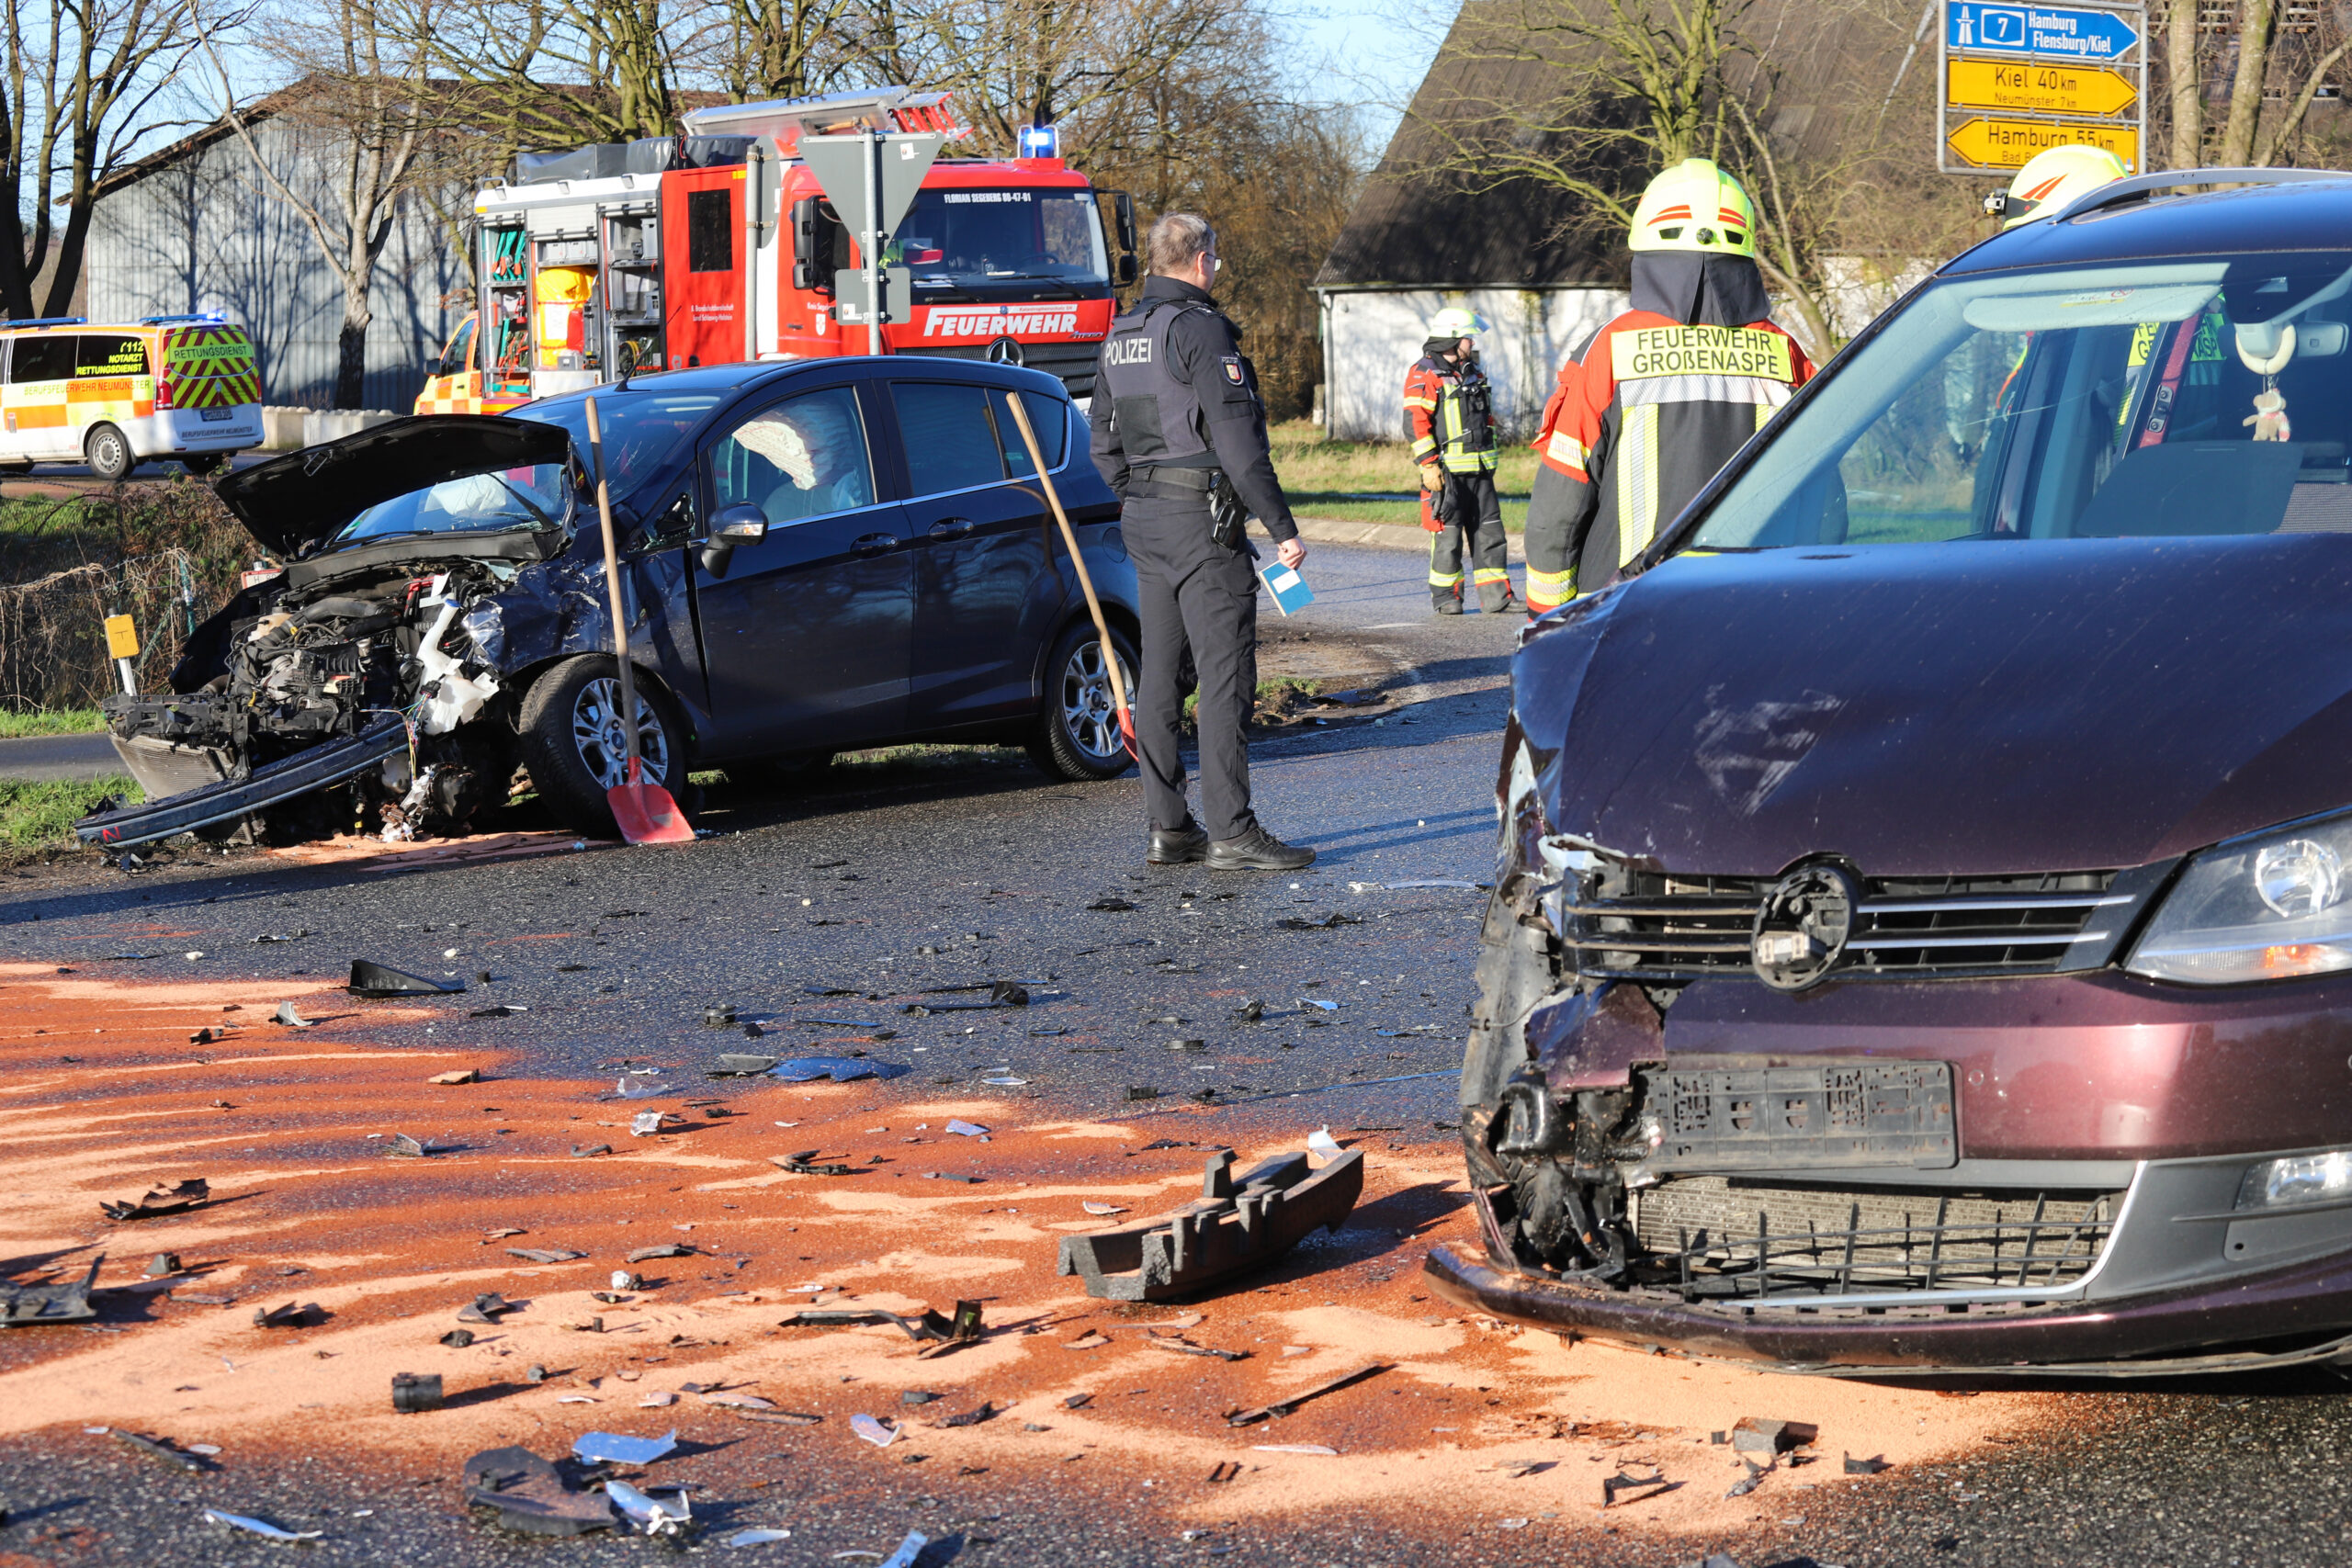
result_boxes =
[1984,142,2130,228]
[1406,307,1516,615]
[1522,159,1815,615]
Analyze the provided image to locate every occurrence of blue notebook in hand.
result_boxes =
[1259,559,1315,616]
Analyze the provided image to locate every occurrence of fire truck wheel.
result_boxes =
[85,423,137,482]
[1028,620,1138,782]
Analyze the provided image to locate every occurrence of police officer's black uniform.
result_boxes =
[1091,274,1310,868]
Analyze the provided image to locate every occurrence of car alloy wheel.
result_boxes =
[1058,635,1131,766]
[569,675,672,789]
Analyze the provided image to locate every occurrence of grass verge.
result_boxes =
[0,775,141,849]
[0,708,107,739]
[1291,500,1530,531]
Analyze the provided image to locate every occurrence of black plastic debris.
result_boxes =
[802,985,860,997]
[469,1003,528,1018]
[1275,913,1362,931]
[101,1179,210,1222]
[1062,1393,1092,1410]
[1058,1147,1365,1302]
[1125,1088,1159,1101]
[710,1054,781,1076]
[254,1301,318,1328]
[112,1429,206,1472]
[741,1021,765,1038]
[625,1245,694,1263]
[1231,999,1266,1022]
[1602,1468,1678,1506]
[457,1292,513,1325]
[1226,1363,1386,1426]
[1725,1459,1772,1499]
[780,1300,983,1353]
[506,1247,586,1264]
[1,1260,101,1326]
[144,1253,182,1278]
[1087,897,1136,912]
[771,1152,865,1177]
[778,1308,898,1327]
[442,1328,476,1348]
[1730,1417,1818,1456]
[571,1145,612,1159]
[903,1390,939,1405]
[769,1057,910,1083]
[1844,1452,1891,1475]
[348,960,465,998]
[462,1445,616,1536]
[703,1006,738,1027]
[934,1401,999,1428]
[392,1371,445,1413]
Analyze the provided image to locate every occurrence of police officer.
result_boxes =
[1405,307,1515,615]
[1091,212,1315,872]
[1522,159,1815,614]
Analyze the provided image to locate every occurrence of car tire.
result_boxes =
[515,656,686,839]
[85,423,137,482]
[1027,620,1137,781]
[182,453,228,477]
[726,750,835,792]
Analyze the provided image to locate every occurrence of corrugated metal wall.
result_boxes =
[85,118,464,412]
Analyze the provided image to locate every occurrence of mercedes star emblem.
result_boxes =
[986,336,1024,366]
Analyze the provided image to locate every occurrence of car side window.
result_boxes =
[892,381,1009,495]
[994,389,1069,477]
[8,335,77,382]
[78,334,148,378]
[707,384,876,525]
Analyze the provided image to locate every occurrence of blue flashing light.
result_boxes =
[141,312,226,325]
[1017,123,1058,160]
[1,316,87,330]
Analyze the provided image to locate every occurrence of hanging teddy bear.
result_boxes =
[2245,387,2293,442]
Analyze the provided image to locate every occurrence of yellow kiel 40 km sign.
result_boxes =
[1948,58,2137,117]
[1946,116,2140,169]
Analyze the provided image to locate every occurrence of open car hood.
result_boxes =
[1517,536,2352,877]
[214,414,573,558]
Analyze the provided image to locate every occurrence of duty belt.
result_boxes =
[1127,464,1224,502]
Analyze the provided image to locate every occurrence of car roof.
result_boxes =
[1944,175,2352,276]
[527,355,1073,412]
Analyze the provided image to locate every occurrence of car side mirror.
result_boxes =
[1115,254,1138,287]
[713,502,768,542]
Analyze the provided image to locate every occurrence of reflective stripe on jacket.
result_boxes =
[1404,355,1498,474]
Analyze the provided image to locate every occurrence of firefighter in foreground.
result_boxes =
[1406,308,1516,615]
[1522,159,1815,615]
[1091,212,1316,873]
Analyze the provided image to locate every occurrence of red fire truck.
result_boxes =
[415,87,1135,416]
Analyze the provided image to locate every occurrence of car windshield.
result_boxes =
[1690,252,2352,548]
[893,188,1107,285]
[515,392,724,498]
[330,463,572,546]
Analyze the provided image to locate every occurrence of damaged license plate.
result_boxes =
[1641,1059,1955,1171]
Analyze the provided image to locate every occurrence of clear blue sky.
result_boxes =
[1278,1,1442,152]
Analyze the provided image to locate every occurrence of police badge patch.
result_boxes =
[1220,355,1244,385]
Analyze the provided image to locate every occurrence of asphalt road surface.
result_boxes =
[6,544,2348,1566]
[0,731,122,783]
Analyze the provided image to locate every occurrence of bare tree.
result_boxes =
[1,0,204,319]
[192,0,436,406]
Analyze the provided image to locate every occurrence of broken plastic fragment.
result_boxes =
[571,1428,678,1466]
[456,1292,512,1325]
[1307,1126,1344,1163]
[571,1144,612,1159]
[934,1400,999,1428]
[729,1527,793,1545]
[253,1301,316,1329]
[441,1328,475,1348]
[944,1119,989,1136]
[347,960,465,998]
[200,1508,322,1543]
[1080,1201,1125,1216]
[463,1445,615,1536]
[1087,897,1136,911]
[1605,1468,1679,1506]
[851,1414,901,1449]
[114,1430,206,1471]
[1226,1363,1385,1427]
[1730,1417,1818,1455]
[629,1111,669,1136]
[711,1054,780,1076]
[768,1057,910,1083]
[982,1076,1026,1087]
[876,1532,931,1568]
[384,1134,436,1157]
[702,1392,777,1410]
[505,1247,586,1264]
[616,1077,676,1099]
[428,1069,480,1085]
[604,1479,691,1537]
[100,1178,210,1222]
[1276,913,1360,931]
[1844,1452,1891,1475]
[470,1003,528,1018]
[274,1002,313,1028]
[391,1371,444,1413]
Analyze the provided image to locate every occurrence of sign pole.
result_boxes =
[864,129,884,357]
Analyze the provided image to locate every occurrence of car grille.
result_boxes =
[1556,869,2142,981]
[1630,1176,2124,1300]
[898,338,1099,398]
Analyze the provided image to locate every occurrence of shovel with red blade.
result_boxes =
[1001,391,1136,761]
[584,395,693,844]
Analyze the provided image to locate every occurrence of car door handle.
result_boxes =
[853,533,899,557]
[925,518,974,540]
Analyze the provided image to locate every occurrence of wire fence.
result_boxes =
[0,548,206,713]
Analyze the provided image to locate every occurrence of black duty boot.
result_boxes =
[1148,821,1209,864]
[1481,588,1519,615]
[1205,825,1317,872]
[1431,594,1464,615]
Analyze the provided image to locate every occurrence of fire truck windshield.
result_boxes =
[893,188,1108,287]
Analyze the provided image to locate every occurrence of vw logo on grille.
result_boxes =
[1751,863,1857,991]
[986,335,1024,366]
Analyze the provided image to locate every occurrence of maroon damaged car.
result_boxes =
[1437,168,2352,1375]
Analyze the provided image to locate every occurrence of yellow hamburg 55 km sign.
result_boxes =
[1947,59,2138,118]
[1945,115,2140,170]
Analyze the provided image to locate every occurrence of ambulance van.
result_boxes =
[0,314,262,479]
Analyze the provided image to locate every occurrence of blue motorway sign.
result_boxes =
[1946,3,2141,61]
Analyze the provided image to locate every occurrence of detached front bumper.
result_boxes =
[76,716,409,850]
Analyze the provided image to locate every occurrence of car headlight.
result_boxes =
[2127,813,2352,984]
[2238,1149,2352,1210]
